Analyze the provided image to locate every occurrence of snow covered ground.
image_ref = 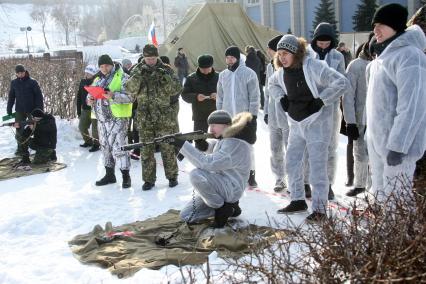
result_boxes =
[0,98,351,283]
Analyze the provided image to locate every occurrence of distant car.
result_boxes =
[15,49,24,54]
[36,48,45,53]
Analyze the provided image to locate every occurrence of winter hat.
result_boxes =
[121,59,132,67]
[372,3,408,32]
[197,54,214,68]
[225,46,240,60]
[277,34,299,54]
[84,64,98,76]
[15,64,26,73]
[143,44,159,57]
[160,55,170,65]
[98,54,114,66]
[31,108,44,118]
[207,110,232,125]
[267,35,283,52]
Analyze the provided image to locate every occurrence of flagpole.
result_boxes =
[162,0,166,40]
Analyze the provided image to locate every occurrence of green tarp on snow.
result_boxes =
[69,209,286,278]
[0,156,66,181]
[159,3,280,72]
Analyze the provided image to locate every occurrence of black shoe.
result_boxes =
[95,167,116,186]
[142,182,155,191]
[305,184,312,198]
[19,154,31,165]
[346,187,366,197]
[230,201,242,217]
[50,150,57,161]
[121,169,131,188]
[89,145,100,152]
[80,142,92,148]
[328,186,335,200]
[277,200,308,214]
[273,179,286,192]
[211,203,234,228]
[168,179,178,188]
[306,212,327,223]
[248,170,258,187]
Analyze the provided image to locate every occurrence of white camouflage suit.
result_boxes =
[264,62,289,181]
[90,65,131,171]
[179,113,253,222]
[366,25,426,204]
[308,46,346,187]
[343,53,370,189]
[269,57,349,213]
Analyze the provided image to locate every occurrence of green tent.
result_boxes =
[159,3,281,72]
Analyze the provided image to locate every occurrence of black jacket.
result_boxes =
[245,51,261,80]
[182,68,218,121]
[23,113,57,149]
[76,78,94,116]
[174,54,189,75]
[7,71,43,115]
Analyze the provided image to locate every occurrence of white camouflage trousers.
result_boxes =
[98,119,130,171]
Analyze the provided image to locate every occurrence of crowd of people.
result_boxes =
[5,3,425,228]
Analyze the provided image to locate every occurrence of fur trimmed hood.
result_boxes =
[222,112,256,144]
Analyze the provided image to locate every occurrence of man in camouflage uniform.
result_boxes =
[126,44,182,191]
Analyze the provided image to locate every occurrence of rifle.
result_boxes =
[121,130,214,151]
[1,120,35,128]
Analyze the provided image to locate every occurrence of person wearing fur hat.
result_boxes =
[87,54,132,189]
[342,36,374,197]
[366,4,426,207]
[7,64,44,158]
[76,64,100,152]
[308,22,346,200]
[217,45,260,187]
[171,110,254,228]
[182,54,218,151]
[16,108,57,165]
[269,35,349,222]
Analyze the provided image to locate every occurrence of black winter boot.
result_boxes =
[80,142,92,148]
[306,211,327,223]
[277,200,308,214]
[304,184,312,198]
[230,201,242,217]
[121,169,131,188]
[346,187,365,197]
[345,143,354,187]
[212,203,235,228]
[248,170,258,187]
[169,178,178,188]
[95,167,116,186]
[89,145,100,152]
[20,153,31,165]
[142,182,155,191]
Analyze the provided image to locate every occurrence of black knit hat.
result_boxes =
[267,35,283,52]
[31,108,45,118]
[160,55,170,65]
[197,54,214,68]
[207,110,232,125]
[143,44,159,57]
[225,46,240,60]
[372,3,408,32]
[15,64,26,73]
[98,54,114,66]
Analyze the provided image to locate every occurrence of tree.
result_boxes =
[30,1,50,50]
[50,0,79,46]
[312,0,338,37]
[352,0,378,32]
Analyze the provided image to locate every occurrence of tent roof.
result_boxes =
[159,3,281,72]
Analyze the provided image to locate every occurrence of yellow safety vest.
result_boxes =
[93,69,132,118]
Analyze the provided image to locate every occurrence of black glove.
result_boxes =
[387,151,404,166]
[264,114,268,125]
[280,96,289,112]
[308,98,324,114]
[169,137,186,149]
[346,124,360,140]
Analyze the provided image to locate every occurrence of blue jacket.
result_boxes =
[7,71,44,114]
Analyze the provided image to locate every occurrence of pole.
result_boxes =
[25,30,29,54]
[161,0,166,41]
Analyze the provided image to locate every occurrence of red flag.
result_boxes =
[84,86,106,99]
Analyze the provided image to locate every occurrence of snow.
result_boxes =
[0,98,352,283]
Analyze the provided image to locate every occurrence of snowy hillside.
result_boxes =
[0,98,352,283]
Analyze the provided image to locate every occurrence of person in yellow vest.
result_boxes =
[87,54,133,188]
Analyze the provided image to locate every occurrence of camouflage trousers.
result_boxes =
[98,119,130,170]
[139,120,178,183]
[28,140,56,164]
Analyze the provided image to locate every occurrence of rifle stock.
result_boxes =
[0,120,35,128]
[121,130,214,151]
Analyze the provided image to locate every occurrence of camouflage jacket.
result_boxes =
[125,59,182,122]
